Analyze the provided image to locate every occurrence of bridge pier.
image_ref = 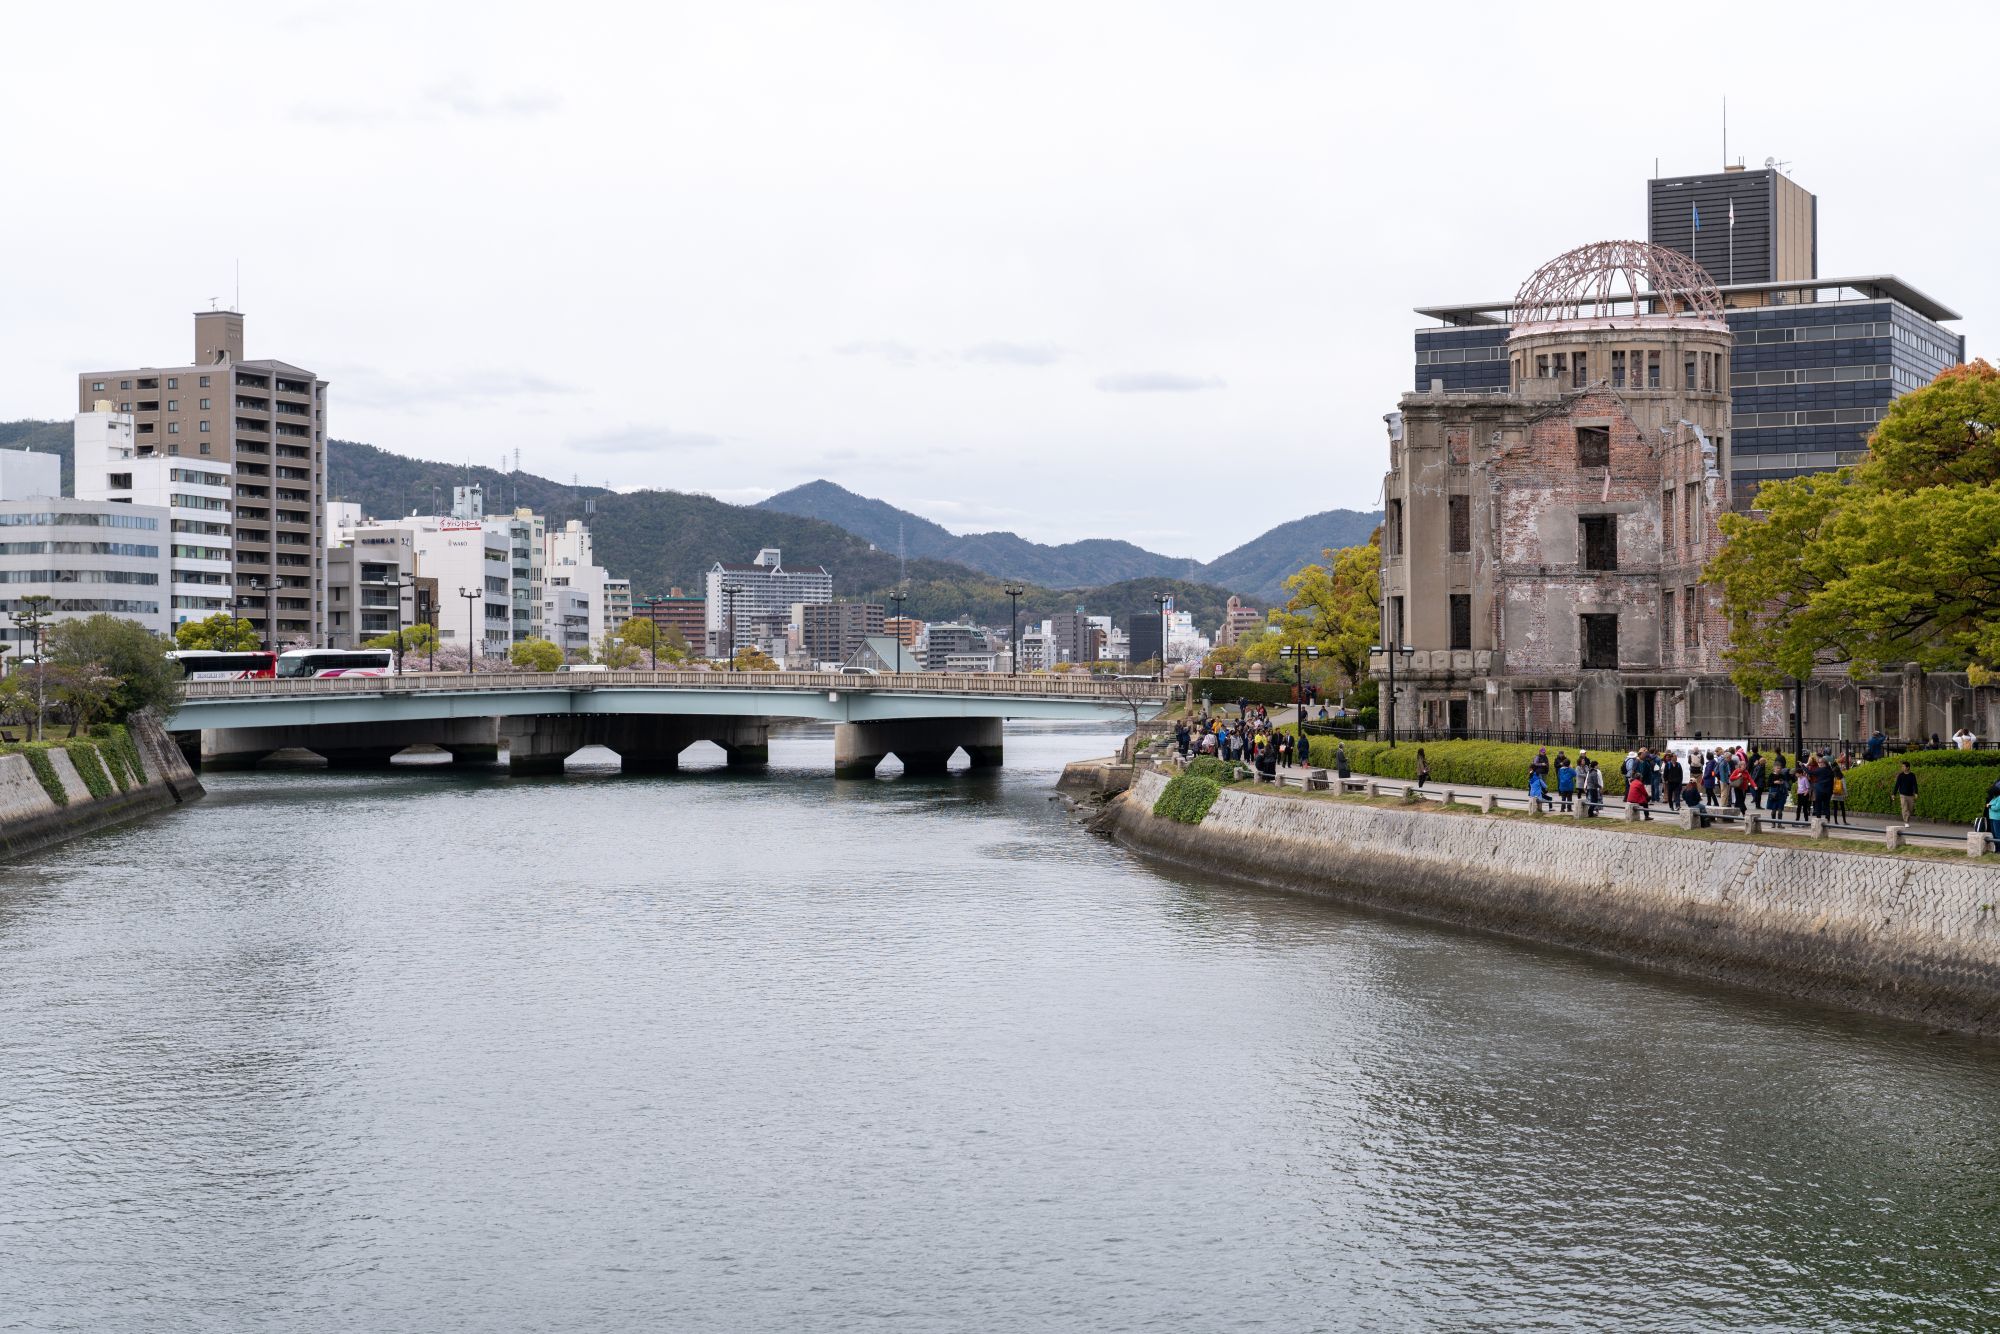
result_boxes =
[498,715,772,775]
[196,719,503,771]
[833,718,1003,778]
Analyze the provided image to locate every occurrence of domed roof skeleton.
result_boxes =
[1511,240,1724,329]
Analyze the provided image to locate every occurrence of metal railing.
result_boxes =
[182,669,1171,703]
[1294,722,1979,756]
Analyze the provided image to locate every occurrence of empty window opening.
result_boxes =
[1580,515,1618,570]
[1581,614,1619,670]
[1449,594,1472,650]
[1387,499,1404,557]
[1576,426,1610,468]
[1447,495,1470,553]
[1611,350,1627,388]
[1662,487,1676,548]
[1647,351,1661,388]
[1572,352,1587,388]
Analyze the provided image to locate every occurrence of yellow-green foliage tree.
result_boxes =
[364,622,438,655]
[174,613,261,652]
[617,617,686,665]
[594,634,643,669]
[1705,360,2000,693]
[1237,529,1382,691]
[508,638,563,672]
[731,645,780,671]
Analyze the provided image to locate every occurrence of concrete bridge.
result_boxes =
[167,669,1169,777]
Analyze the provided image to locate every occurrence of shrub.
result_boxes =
[19,745,66,806]
[1297,738,1615,792]
[1182,755,1241,784]
[1153,772,1222,824]
[88,725,136,792]
[1843,750,2000,825]
[61,741,114,801]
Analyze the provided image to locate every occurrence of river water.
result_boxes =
[1,725,1996,1332]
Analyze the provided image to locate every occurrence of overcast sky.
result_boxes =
[3,2,1992,561]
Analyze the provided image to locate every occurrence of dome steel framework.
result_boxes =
[1512,240,1724,328]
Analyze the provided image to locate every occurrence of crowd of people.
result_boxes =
[1173,707,1310,779]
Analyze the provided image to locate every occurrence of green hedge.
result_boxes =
[1308,738,1569,790]
[19,745,66,806]
[1182,755,1242,784]
[1843,750,2000,825]
[1193,678,1300,707]
[61,741,114,801]
[1154,772,1222,824]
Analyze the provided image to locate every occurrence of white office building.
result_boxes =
[73,405,234,629]
[0,448,170,648]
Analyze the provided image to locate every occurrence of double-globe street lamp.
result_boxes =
[721,583,744,670]
[1152,592,1172,683]
[458,587,482,674]
[887,588,906,675]
[1367,638,1416,747]
[1003,584,1024,678]
[1277,642,1319,717]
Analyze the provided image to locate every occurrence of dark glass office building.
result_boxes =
[1409,168,1964,506]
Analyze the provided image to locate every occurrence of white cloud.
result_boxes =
[962,340,1065,367]
[1094,372,1227,394]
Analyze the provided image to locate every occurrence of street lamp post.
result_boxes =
[644,596,665,669]
[240,576,277,651]
[1278,642,1319,719]
[721,583,744,670]
[1368,639,1416,747]
[382,575,405,675]
[1152,592,1172,682]
[458,587,481,674]
[1003,584,1024,678]
[10,594,51,743]
[888,589,906,675]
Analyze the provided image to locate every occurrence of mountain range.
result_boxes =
[0,420,1381,633]
[759,479,1379,602]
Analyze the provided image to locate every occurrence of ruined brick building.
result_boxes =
[1381,240,1743,737]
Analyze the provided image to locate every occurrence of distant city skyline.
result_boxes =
[2,3,1993,562]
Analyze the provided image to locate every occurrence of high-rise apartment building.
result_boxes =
[1411,166,1962,505]
[703,548,832,656]
[79,311,328,643]
[797,601,884,664]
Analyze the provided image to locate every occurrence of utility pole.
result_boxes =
[1152,592,1172,682]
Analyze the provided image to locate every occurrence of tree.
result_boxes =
[618,617,686,666]
[364,622,438,656]
[509,638,563,672]
[1706,361,2000,693]
[174,613,261,652]
[595,633,643,669]
[45,662,117,736]
[45,615,182,721]
[731,645,779,671]
[1246,530,1382,691]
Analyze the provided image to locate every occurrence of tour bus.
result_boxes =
[166,650,277,680]
[275,648,396,679]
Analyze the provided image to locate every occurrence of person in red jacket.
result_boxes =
[1626,773,1652,820]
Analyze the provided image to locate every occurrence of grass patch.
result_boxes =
[18,745,66,806]
[1154,772,1223,824]
[60,741,114,801]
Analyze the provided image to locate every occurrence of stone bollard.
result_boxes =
[1478,793,1496,814]
[1307,768,1329,792]
[1620,802,1641,823]
[1573,799,1589,821]
[1809,818,1828,840]
[1365,780,1381,798]
[1440,788,1456,806]
[1885,825,1905,851]
[1744,812,1763,836]
[1528,797,1544,817]
[1678,806,1698,831]
[1970,831,1991,859]
[1401,785,1422,805]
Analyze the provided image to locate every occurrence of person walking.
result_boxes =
[1810,755,1835,821]
[1334,741,1351,781]
[1701,751,1721,807]
[1556,754,1576,814]
[1415,747,1431,789]
[1583,760,1603,817]
[1663,751,1684,811]
[1728,755,1752,814]
[1768,754,1792,821]
[1296,729,1311,770]
[1893,761,1918,824]
[1794,765,1812,823]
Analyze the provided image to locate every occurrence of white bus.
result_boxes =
[275,648,396,679]
[166,650,277,680]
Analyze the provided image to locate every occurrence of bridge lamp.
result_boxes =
[721,582,745,670]
[887,589,907,675]
[382,575,405,675]
[1003,584,1025,678]
[458,587,482,674]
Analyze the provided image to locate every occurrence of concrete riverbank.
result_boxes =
[1104,769,2000,1038]
[0,716,203,859]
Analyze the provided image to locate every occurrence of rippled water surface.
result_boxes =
[2,725,1997,1332]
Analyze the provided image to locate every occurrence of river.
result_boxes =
[1,725,1995,1331]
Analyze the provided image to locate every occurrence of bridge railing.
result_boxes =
[181,669,1170,702]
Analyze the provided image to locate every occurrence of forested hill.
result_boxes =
[0,422,1261,631]
[761,477,1382,602]
[758,479,1194,586]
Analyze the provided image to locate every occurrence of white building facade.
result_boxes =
[703,549,832,657]
[73,406,234,630]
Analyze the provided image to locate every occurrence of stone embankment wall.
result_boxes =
[1108,770,2000,1038]
[0,715,203,859]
